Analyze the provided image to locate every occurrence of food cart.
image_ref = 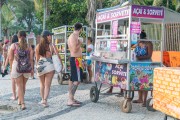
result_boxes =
[52,25,89,84]
[90,4,165,113]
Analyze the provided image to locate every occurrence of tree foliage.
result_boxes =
[36,0,88,30]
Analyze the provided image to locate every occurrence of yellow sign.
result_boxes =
[67,32,86,38]
[67,27,86,32]
[53,27,65,34]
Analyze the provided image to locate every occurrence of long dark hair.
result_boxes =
[12,35,18,43]
[18,31,27,50]
[39,36,50,56]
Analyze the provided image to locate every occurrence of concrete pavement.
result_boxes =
[0,74,173,120]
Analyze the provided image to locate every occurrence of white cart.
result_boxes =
[52,25,89,84]
[90,4,165,113]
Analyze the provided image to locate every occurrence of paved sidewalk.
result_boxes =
[0,75,173,120]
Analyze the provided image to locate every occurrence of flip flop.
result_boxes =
[74,100,82,104]
[142,103,146,107]
[41,103,49,108]
[67,103,80,107]
[132,100,143,103]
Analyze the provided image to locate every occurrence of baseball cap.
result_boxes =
[41,30,54,37]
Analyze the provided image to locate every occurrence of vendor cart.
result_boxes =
[90,4,165,113]
[27,32,36,46]
[52,25,89,84]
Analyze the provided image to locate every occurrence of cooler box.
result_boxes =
[153,67,180,119]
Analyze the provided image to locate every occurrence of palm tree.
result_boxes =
[34,0,47,30]
[86,0,96,38]
[1,3,16,39]
[34,0,67,30]
[0,0,7,41]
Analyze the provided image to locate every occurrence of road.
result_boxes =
[0,74,172,120]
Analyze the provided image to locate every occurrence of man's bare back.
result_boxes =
[68,33,82,57]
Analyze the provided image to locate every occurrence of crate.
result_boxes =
[168,52,180,67]
[152,51,180,67]
[153,67,180,119]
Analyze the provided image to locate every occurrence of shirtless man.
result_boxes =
[67,22,83,106]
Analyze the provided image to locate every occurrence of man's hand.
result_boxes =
[78,37,83,43]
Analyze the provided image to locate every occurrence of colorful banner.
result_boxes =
[132,5,164,19]
[96,6,129,23]
[95,61,127,89]
[129,62,161,90]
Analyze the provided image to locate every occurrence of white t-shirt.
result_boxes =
[87,44,94,56]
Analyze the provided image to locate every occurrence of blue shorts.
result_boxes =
[87,60,92,66]
[70,57,83,82]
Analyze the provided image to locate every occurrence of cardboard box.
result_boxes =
[153,67,180,119]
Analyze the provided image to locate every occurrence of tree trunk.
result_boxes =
[120,0,125,4]
[86,0,96,39]
[167,0,169,8]
[99,0,103,9]
[43,0,47,30]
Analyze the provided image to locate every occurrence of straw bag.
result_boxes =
[52,44,62,73]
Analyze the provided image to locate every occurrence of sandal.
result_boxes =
[67,102,80,107]
[21,103,26,110]
[18,101,21,105]
[142,103,146,107]
[74,100,82,104]
[41,99,49,108]
[132,100,143,103]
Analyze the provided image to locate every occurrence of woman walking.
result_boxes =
[8,31,33,110]
[36,30,62,107]
[3,35,19,100]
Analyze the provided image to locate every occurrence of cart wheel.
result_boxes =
[57,73,63,85]
[90,86,99,103]
[120,99,132,113]
[124,91,134,100]
[146,98,156,112]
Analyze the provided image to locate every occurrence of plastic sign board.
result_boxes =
[132,5,164,19]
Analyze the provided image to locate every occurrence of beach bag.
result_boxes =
[51,44,62,73]
[16,43,32,73]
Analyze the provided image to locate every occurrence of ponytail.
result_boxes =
[18,31,27,50]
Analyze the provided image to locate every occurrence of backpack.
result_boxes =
[15,43,32,73]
